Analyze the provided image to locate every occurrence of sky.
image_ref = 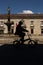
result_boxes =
[0,0,43,14]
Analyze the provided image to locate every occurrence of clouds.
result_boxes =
[22,10,34,14]
[18,10,34,14]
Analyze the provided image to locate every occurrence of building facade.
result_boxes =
[0,14,43,36]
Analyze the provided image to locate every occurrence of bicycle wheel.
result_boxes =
[28,40,35,44]
[13,40,19,45]
[30,40,35,44]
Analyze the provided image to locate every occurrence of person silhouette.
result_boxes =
[15,20,29,44]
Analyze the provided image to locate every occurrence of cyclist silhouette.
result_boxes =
[15,20,29,44]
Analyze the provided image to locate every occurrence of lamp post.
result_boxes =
[4,7,14,35]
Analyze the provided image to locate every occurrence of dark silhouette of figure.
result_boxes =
[15,20,28,44]
[4,7,14,35]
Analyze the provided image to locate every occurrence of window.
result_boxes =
[11,24,14,34]
[0,21,4,27]
[30,24,34,34]
[0,30,4,34]
[31,28,34,34]
[31,21,34,25]
[41,29,43,34]
[0,21,4,34]
[30,21,34,27]
[41,21,43,25]
[41,21,43,26]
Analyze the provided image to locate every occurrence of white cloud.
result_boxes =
[22,10,34,14]
[17,10,34,14]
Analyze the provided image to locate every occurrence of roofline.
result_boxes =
[0,14,43,19]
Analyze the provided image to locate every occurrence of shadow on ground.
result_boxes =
[0,43,43,65]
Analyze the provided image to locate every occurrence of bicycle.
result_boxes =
[13,32,38,45]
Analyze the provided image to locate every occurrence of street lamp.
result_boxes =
[4,7,14,35]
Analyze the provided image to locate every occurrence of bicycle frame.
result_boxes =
[13,32,36,45]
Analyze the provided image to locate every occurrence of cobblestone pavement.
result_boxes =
[0,34,43,45]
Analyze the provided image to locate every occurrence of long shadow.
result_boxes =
[0,43,43,64]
